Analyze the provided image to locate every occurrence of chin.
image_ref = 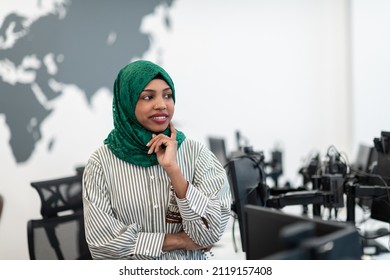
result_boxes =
[149,126,169,134]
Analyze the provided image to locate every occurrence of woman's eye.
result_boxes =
[142,95,152,100]
[164,93,173,99]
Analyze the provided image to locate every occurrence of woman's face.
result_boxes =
[135,78,175,133]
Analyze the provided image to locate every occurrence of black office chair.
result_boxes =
[75,166,85,177]
[30,173,84,218]
[27,172,92,259]
[27,211,91,260]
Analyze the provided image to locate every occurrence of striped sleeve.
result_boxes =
[176,143,231,247]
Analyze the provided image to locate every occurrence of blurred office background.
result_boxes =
[0,0,389,259]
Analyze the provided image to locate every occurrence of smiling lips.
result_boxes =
[150,114,168,123]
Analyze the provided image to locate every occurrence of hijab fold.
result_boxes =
[104,60,185,167]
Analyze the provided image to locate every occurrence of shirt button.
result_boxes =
[154,204,159,209]
[150,175,154,180]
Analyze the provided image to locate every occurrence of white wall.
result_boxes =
[351,0,390,153]
[0,0,388,259]
[145,0,351,184]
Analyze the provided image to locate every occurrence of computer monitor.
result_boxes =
[370,131,390,223]
[352,144,374,173]
[352,144,377,209]
[244,205,362,260]
[208,137,228,166]
[225,155,268,251]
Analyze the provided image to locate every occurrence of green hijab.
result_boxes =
[104,60,186,167]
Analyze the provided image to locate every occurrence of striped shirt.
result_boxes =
[82,138,231,260]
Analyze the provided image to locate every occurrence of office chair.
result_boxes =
[27,211,91,260]
[30,173,84,218]
[75,166,85,176]
[27,172,92,259]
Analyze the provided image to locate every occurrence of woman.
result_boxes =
[82,60,231,260]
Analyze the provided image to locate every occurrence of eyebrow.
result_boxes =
[141,87,172,93]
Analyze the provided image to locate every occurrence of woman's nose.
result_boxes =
[153,97,167,110]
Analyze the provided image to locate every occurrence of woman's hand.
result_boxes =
[147,121,188,198]
[163,231,212,252]
[147,122,178,169]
